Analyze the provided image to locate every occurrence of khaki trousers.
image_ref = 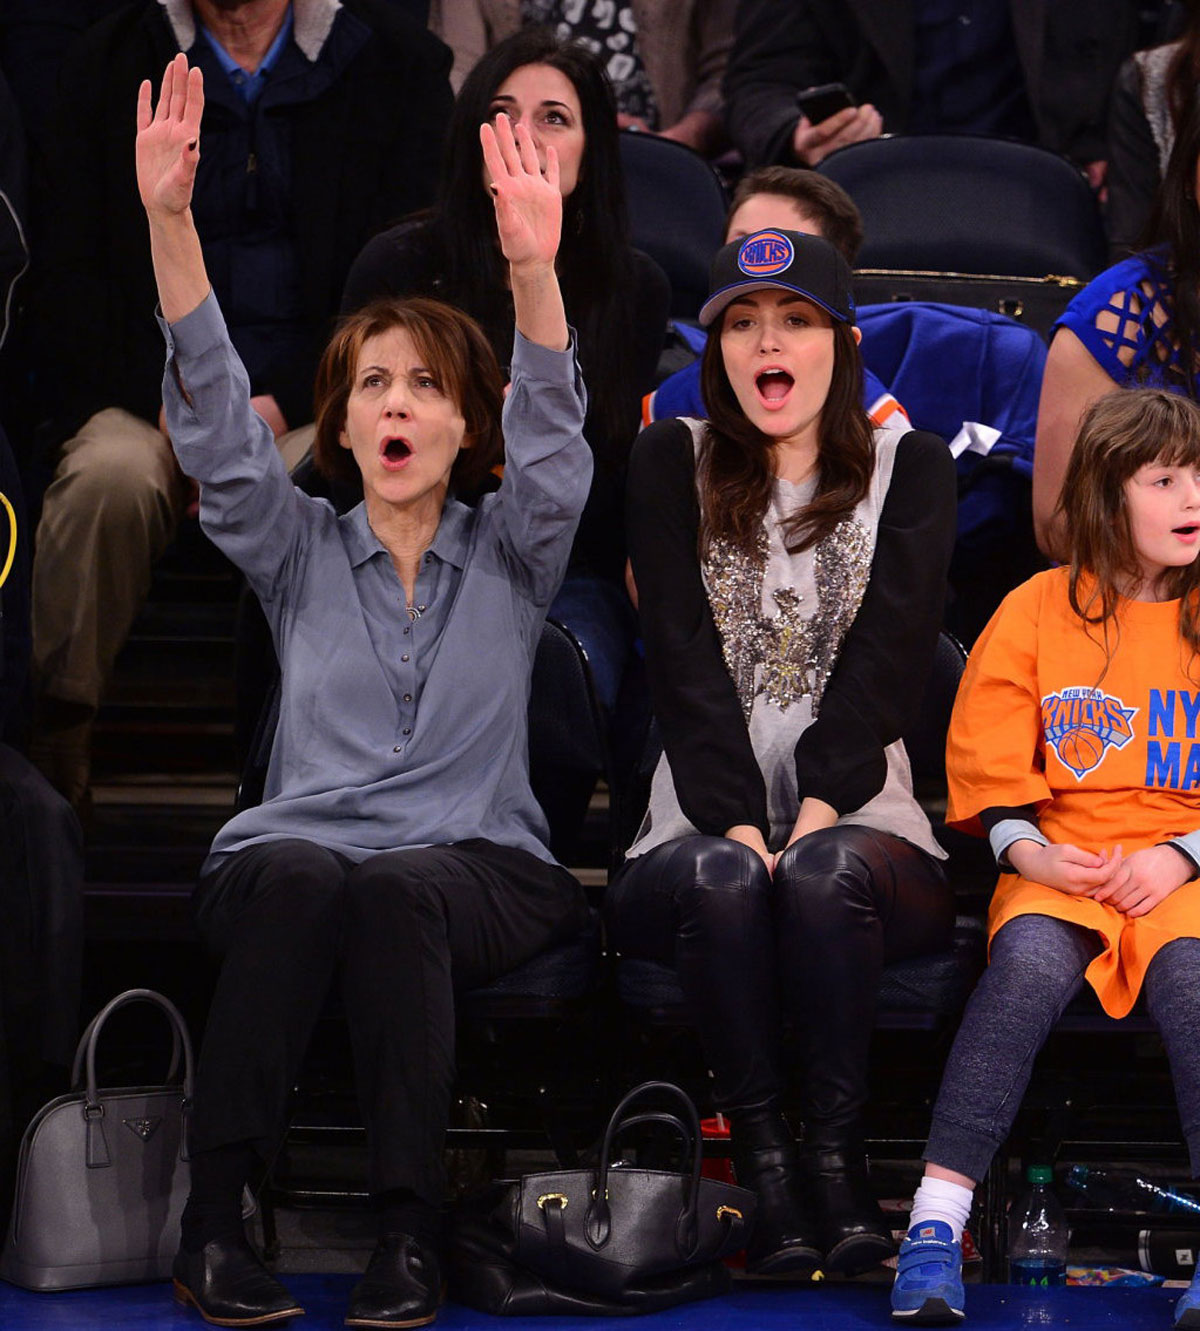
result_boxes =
[32,409,315,710]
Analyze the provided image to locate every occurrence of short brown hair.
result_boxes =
[312,298,505,499]
[728,167,864,265]
[1061,387,1200,661]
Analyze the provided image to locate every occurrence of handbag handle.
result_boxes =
[72,1008,183,1088]
[70,988,195,1170]
[590,1081,704,1257]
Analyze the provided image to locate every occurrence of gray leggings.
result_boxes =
[925,913,1200,1182]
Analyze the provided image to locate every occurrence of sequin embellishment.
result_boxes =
[703,516,873,718]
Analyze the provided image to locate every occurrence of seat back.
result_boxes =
[901,629,966,786]
[818,135,1107,279]
[528,618,608,867]
[618,131,728,321]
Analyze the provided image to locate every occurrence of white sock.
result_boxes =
[908,1175,974,1243]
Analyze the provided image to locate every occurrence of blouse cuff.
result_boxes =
[157,288,225,362]
[510,325,581,384]
[989,818,1048,870]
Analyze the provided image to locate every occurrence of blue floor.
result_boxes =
[0,1276,1187,1329]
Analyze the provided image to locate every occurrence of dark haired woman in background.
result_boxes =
[1036,89,1200,564]
[606,230,957,1278]
[343,26,670,716]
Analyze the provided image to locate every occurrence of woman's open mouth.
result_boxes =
[755,368,794,407]
[1173,524,1200,542]
[380,436,413,469]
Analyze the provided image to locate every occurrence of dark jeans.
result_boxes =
[606,825,953,1137]
[191,837,588,1205]
[926,914,1200,1181]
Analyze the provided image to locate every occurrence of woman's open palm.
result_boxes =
[480,114,562,270]
[136,53,204,218]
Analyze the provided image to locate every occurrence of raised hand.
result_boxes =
[480,113,562,271]
[136,53,204,219]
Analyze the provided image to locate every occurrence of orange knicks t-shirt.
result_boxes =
[946,568,1200,1017]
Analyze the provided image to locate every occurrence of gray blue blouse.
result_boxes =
[162,292,591,872]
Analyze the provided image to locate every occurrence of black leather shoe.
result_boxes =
[733,1138,824,1278]
[800,1145,896,1275]
[345,1233,443,1328]
[172,1235,304,1326]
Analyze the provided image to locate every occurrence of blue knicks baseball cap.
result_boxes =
[699,228,855,328]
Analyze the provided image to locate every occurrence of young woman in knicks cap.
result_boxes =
[607,228,957,1277]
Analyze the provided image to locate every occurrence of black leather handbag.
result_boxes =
[1,988,193,1290]
[449,1081,756,1316]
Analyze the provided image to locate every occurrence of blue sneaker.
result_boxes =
[891,1219,965,1324]
[1176,1264,1200,1328]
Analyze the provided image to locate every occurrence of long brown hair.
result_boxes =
[312,297,505,500]
[696,316,874,556]
[1061,388,1200,660]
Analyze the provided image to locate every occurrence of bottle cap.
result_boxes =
[1027,1165,1054,1184]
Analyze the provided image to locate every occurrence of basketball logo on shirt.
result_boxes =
[1041,687,1136,780]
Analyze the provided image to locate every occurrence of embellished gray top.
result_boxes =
[625,417,955,859]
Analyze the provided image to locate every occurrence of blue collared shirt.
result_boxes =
[162,293,591,871]
[200,8,294,105]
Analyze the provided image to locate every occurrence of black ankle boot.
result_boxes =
[799,1141,896,1275]
[730,1111,823,1277]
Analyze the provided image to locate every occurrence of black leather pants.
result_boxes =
[606,826,954,1137]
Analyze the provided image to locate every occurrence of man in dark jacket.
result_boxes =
[723,0,1155,177]
[28,0,453,808]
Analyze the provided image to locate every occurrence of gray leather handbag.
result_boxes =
[1,987,193,1290]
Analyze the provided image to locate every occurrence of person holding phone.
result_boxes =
[723,0,1145,176]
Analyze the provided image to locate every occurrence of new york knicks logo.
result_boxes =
[1041,687,1137,780]
[738,230,793,276]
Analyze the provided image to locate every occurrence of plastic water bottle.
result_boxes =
[1066,1164,1200,1216]
[1009,1165,1069,1287]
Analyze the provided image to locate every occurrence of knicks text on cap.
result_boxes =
[738,230,794,277]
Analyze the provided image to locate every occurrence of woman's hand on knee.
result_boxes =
[783,797,838,853]
[725,824,775,875]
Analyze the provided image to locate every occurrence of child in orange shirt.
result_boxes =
[891,387,1200,1327]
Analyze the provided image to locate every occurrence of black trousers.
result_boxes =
[605,826,953,1138]
[191,837,588,1205]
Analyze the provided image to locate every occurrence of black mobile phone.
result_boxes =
[796,82,856,124]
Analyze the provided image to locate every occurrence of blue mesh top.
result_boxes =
[1055,249,1190,392]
